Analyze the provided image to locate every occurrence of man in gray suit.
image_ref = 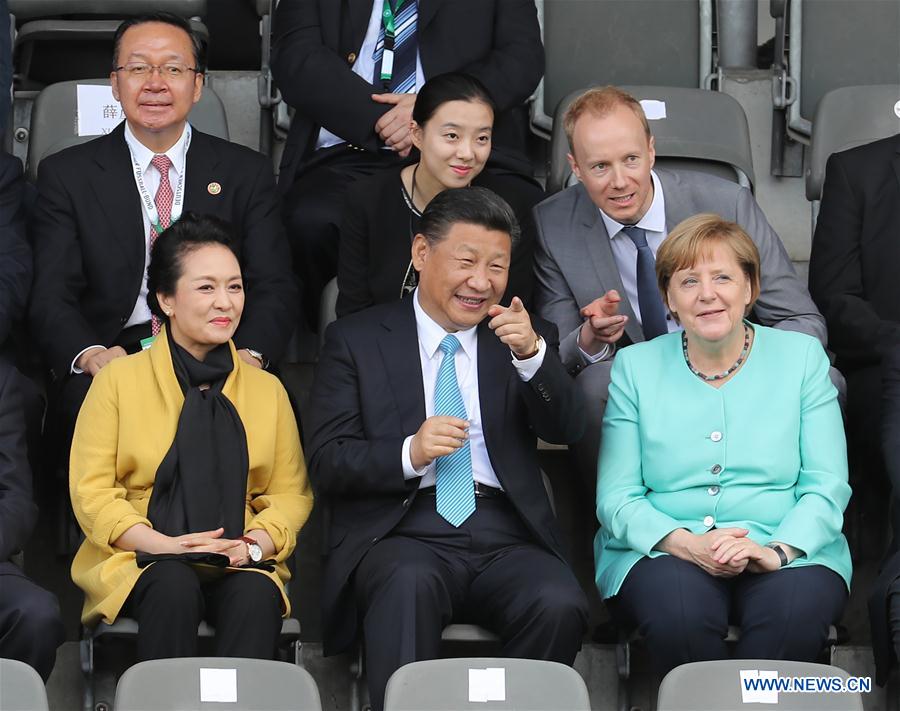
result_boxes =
[534,86,826,480]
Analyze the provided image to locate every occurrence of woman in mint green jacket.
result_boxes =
[595,214,851,674]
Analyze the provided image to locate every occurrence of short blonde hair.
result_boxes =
[563,86,652,152]
[656,213,761,315]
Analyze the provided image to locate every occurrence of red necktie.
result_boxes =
[150,154,173,336]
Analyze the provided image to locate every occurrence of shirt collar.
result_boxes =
[123,121,190,176]
[413,289,478,360]
[599,170,667,239]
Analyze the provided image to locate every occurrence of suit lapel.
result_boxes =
[344,0,375,54]
[417,0,441,32]
[378,300,427,437]
[89,124,146,274]
[476,320,508,481]
[573,185,643,343]
[183,130,222,214]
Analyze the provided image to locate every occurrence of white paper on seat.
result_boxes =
[76,84,125,136]
[739,669,779,704]
[199,667,238,703]
[893,100,900,119]
[640,99,667,120]
[468,667,506,703]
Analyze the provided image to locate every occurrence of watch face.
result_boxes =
[249,543,263,563]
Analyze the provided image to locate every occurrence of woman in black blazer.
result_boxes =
[336,73,539,318]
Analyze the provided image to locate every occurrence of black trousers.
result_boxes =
[611,555,847,675]
[0,563,65,682]
[353,495,588,711]
[124,560,283,662]
[282,146,395,327]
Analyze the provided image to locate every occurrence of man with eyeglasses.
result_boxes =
[28,12,297,472]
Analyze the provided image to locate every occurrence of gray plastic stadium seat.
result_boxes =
[0,658,49,711]
[657,659,864,710]
[806,84,900,201]
[780,0,900,140]
[26,77,229,183]
[383,657,590,711]
[8,0,206,22]
[548,85,754,195]
[114,657,321,711]
[533,0,713,135]
[81,617,302,711]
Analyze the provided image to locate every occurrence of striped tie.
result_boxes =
[150,154,173,337]
[373,0,418,94]
[433,335,475,527]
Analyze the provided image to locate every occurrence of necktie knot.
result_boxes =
[622,225,649,249]
[151,154,172,176]
[439,334,461,357]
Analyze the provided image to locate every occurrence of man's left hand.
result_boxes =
[488,297,540,358]
[372,93,416,154]
[238,349,263,369]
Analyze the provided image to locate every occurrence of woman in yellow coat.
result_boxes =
[70,213,313,660]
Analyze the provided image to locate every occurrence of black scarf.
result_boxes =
[145,330,249,543]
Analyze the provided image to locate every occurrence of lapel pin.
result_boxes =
[207,182,222,195]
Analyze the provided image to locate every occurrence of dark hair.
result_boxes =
[112,12,207,73]
[146,212,239,321]
[419,186,520,247]
[412,73,496,126]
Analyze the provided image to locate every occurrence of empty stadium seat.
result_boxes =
[25,77,229,182]
[113,656,320,711]
[774,0,900,142]
[383,657,591,711]
[81,617,302,711]
[9,1,208,88]
[547,85,755,194]
[0,658,49,711]
[656,659,864,710]
[532,0,714,136]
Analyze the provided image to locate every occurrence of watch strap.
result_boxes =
[766,543,788,567]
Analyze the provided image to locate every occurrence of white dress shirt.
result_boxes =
[400,289,547,488]
[70,122,189,373]
[315,0,425,150]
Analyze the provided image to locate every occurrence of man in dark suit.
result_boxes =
[270,0,544,322]
[0,359,65,682]
[28,13,297,448]
[308,188,588,711]
[810,133,900,545]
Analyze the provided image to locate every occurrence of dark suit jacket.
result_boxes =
[307,297,584,654]
[0,152,31,347]
[336,167,535,317]
[0,360,36,562]
[809,133,900,371]
[270,0,544,191]
[28,123,298,377]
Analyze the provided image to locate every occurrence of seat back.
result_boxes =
[534,0,713,133]
[657,659,865,710]
[0,658,49,711]
[114,657,321,711]
[383,657,590,711]
[8,0,206,21]
[26,78,228,182]
[806,84,900,200]
[548,85,754,194]
[785,0,900,138]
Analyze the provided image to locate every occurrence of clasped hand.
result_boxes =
[171,527,248,567]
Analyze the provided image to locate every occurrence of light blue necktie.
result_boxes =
[433,335,475,527]
[622,225,669,339]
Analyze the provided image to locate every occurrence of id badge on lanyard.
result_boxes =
[379,0,405,83]
[129,123,192,235]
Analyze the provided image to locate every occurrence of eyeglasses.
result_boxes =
[114,63,200,79]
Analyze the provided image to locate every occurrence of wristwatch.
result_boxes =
[765,543,788,567]
[245,349,268,369]
[240,536,263,564]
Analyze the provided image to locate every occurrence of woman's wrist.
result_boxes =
[655,528,693,559]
